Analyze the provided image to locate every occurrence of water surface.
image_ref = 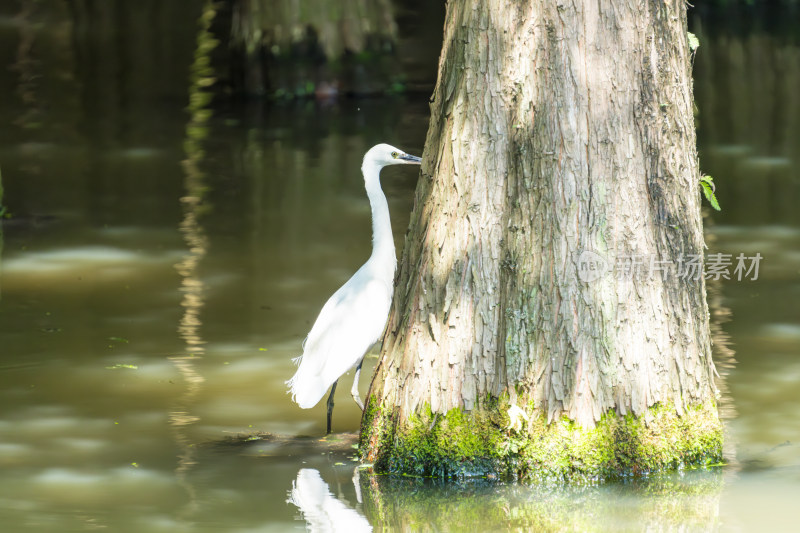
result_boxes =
[0,3,798,531]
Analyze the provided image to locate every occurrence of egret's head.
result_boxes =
[363,143,422,169]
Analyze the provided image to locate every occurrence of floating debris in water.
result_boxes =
[105,364,138,370]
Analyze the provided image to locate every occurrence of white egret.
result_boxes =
[287,143,422,433]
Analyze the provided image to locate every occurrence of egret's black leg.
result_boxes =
[350,359,365,410]
[326,380,338,434]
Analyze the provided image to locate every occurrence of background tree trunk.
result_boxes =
[228,0,399,97]
[361,0,722,479]
[0,166,3,300]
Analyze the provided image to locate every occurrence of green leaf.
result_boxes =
[700,176,721,211]
[688,32,700,52]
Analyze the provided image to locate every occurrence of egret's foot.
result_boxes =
[352,391,365,411]
[351,361,365,411]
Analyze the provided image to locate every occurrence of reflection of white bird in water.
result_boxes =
[287,144,422,433]
[288,468,372,532]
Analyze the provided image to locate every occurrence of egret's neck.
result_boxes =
[362,163,396,280]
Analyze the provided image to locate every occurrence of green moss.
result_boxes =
[360,394,382,450]
[386,403,509,478]
[361,396,723,483]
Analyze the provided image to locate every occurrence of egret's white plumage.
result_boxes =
[287,143,422,432]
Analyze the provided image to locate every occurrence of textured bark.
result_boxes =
[229,0,398,96]
[362,0,719,474]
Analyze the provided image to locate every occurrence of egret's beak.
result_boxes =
[400,153,422,164]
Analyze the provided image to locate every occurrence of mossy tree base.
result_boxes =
[360,395,723,483]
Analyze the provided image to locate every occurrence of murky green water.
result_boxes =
[0,3,798,532]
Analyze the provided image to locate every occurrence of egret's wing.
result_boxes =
[288,274,391,408]
[306,277,391,377]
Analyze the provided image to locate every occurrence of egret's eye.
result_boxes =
[391,151,399,158]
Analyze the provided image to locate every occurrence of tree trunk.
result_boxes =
[360,0,722,480]
[229,0,399,97]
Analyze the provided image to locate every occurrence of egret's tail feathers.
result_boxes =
[286,367,328,409]
[290,379,327,409]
